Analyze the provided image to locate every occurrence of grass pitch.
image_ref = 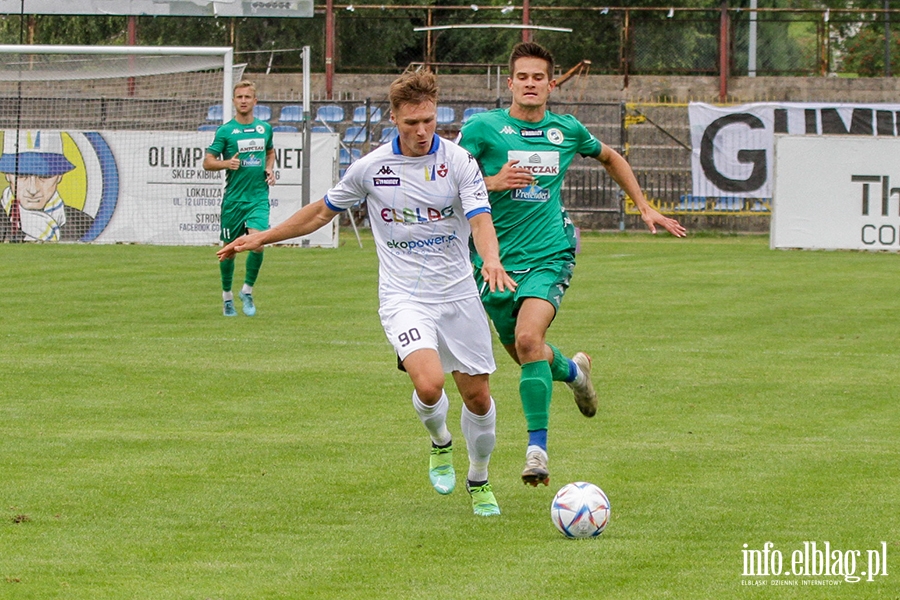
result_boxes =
[1,232,898,599]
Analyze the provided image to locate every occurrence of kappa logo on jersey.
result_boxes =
[231,128,242,134]
[521,129,545,138]
[377,165,396,175]
[374,177,401,186]
[238,138,266,153]
[381,205,455,224]
[508,150,560,175]
[547,128,564,144]
[500,125,517,135]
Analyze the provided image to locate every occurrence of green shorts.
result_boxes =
[220,199,270,243]
[474,252,575,346]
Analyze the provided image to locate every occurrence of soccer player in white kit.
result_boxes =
[218,70,515,517]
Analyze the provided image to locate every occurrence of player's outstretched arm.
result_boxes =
[469,212,516,293]
[217,199,339,261]
[596,146,687,238]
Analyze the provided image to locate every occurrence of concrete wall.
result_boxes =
[251,72,900,104]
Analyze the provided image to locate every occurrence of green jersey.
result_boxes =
[458,108,601,270]
[206,118,274,206]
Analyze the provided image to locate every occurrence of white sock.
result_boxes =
[223,291,234,301]
[461,399,496,483]
[241,283,253,295]
[412,390,451,447]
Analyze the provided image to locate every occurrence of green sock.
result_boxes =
[245,250,264,287]
[519,360,552,432]
[219,257,235,292]
[547,343,572,382]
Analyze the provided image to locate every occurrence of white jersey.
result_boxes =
[325,135,490,304]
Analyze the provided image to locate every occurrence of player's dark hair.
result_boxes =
[389,69,438,113]
[509,42,554,78]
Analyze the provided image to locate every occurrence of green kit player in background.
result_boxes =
[458,42,687,486]
[203,80,276,317]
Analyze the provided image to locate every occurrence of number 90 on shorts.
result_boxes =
[378,297,496,375]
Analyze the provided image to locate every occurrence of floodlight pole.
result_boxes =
[523,0,531,43]
[302,45,311,210]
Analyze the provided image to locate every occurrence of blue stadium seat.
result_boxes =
[342,126,368,144]
[716,196,742,212]
[206,104,224,121]
[437,106,456,125]
[316,104,345,124]
[379,126,398,143]
[279,105,302,123]
[677,195,706,211]
[254,105,272,121]
[198,124,219,131]
[339,147,362,166]
[462,106,487,123]
[352,105,382,124]
[311,125,332,134]
[272,125,298,133]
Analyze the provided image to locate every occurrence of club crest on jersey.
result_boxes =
[424,164,447,181]
[520,129,545,138]
[547,128,564,144]
[256,125,266,134]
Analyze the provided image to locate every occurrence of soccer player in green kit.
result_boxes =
[458,42,687,486]
[203,80,276,317]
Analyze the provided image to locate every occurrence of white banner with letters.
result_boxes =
[771,135,900,251]
[689,102,900,199]
[0,130,339,246]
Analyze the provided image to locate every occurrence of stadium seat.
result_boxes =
[279,105,302,123]
[316,104,345,124]
[716,196,742,211]
[254,105,272,121]
[379,126,398,143]
[206,104,224,121]
[461,106,487,123]
[437,106,456,125]
[339,147,362,166]
[677,195,706,211]
[198,123,218,131]
[272,125,298,133]
[352,105,382,124]
[311,125,333,134]
[342,125,368,144]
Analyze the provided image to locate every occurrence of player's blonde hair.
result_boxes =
[233,80,257,97]
[388,70,438,113]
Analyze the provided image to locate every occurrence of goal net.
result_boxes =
[0,45,339,247]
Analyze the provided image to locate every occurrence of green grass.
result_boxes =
[1,232,898,599]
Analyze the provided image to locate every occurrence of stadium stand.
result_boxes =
[253,105,272,121]
[342,125,367,144]
[316,104,344,124]
[352,105,382,124]
[278,105,302,123]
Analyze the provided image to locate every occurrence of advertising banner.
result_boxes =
[0,130,339,246]
[772,135,900,251]
[689,102,900,200]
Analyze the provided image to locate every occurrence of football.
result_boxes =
[550,482,611,538]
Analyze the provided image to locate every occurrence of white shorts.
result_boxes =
[379,296,496,376]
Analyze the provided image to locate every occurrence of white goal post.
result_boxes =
[0,44,338,247]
